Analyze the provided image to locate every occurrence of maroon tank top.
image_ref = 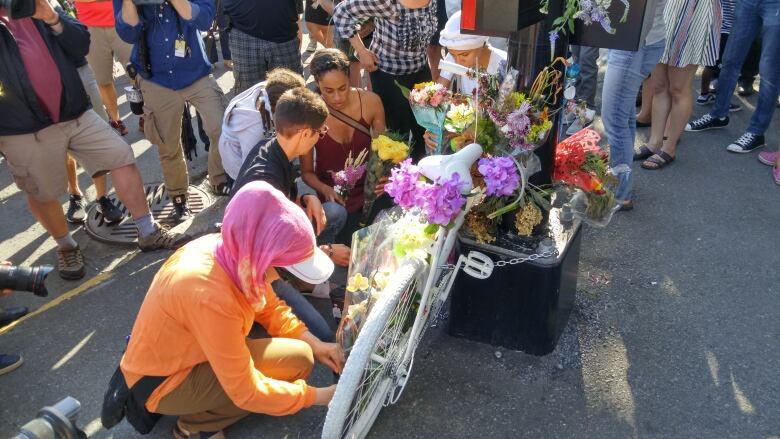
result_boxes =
[315,91,371,214]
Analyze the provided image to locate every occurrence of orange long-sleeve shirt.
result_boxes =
[120,234,317,415]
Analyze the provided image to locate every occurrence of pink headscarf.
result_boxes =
[214,181,316,308]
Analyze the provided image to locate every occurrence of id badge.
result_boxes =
[174,38,187,58]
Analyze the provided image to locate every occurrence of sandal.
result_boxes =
[641,151,675,170]
[633,145,656,161]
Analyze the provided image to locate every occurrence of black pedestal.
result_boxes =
[448,207,582,355]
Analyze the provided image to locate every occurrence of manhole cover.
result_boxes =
[84,183,213,245]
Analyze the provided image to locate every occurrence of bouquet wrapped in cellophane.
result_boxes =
[336,210,434,354]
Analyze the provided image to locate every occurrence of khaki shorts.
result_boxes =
[0,111,137,202]
[86,26,133,85]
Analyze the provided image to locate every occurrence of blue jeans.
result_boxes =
[319,201,347,245]
[601,40,665,202]
[272,279,334,343]
[711,0,780,135]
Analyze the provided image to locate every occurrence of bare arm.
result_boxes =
[168,0,193,20]
[301,149,345,205]
[120,0,139,27]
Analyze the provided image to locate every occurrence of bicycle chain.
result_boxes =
[438,249,558,271]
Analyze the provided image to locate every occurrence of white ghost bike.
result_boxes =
[321,144,518,439]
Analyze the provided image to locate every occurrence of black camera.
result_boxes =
[15,397,86,439]
[0,0,36,19]
[0,264,53,297]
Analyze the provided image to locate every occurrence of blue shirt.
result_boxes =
[114,0,214,90]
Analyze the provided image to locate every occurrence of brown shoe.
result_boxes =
[57,245,85,280]
[137,223,192,252]
[173,420,225,439]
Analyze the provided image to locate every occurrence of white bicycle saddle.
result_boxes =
[418,143,483,193]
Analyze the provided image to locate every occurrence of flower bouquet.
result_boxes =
[553,128,618,227]
[398,81,453,155]
[359,132,410,226]
[384,158,468,228]
[444,101,477,152]
[336,210,434,354]
[330,148,368,201]
[464,155,552,243]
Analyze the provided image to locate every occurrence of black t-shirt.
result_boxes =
[223,0,301,43]
[232,138,297,199]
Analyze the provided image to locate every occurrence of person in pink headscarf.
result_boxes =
[117,181,343,438]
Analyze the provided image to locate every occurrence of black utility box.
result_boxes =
[448,207,581,355]
[460,0,546,37]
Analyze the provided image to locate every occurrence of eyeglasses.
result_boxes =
[315,125,329,139]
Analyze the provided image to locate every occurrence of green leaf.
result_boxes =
[395,80,411,100]
[424,223,440,235]
[567,19,575,34]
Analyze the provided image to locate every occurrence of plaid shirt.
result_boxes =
[333,0,438,75]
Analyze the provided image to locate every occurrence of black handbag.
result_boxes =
[101,366,166,435]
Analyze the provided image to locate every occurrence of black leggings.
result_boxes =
[370,66,432,160]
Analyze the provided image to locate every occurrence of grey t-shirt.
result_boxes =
[644,0,668,45]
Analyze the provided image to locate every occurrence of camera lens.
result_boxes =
[0,265,53,297]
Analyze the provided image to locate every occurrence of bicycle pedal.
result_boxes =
[463,251,493,279]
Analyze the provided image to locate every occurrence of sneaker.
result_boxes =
[696,93,715,105]
[737,80,755,96]
[137,223,192,252]
[685,114,729,132]
[110,119,128,136]
[211,181,232,197]
[66,194,86,224]
[57,245,85,280]
[171,194,191,222]
[306,39,317,52]
[757,151,778,166]
[726,132,765,153]
[0,354,23,376]
[97,196,124,224]
[0,306,29,327]
[729,103,742,112]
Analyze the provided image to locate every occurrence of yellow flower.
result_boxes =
[372,271,390,291]
[372,135,410,164]
[347,273,370,293]
[414,81,434,90]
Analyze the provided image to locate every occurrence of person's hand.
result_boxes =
[298,29,303,50]
[321,186,345,206]
[313,384,337,406]
[423,130,439,154]
[374,176,389,197]
[303,195,326,236]
[312,341,345,374]
[1,261,12,297]
[32,0,59,24]
[357,47,379,72]
[329,244,350,267]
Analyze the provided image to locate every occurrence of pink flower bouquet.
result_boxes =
[398,81,453,155]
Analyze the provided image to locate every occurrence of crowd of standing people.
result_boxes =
[0,0,778,436]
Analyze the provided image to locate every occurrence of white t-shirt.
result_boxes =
[218,82,273,179]
[439,46,507,96]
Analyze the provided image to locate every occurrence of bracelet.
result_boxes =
[326,244,334,258]
[45,16,61,27]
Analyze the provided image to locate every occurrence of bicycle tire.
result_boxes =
[322,259,425,439]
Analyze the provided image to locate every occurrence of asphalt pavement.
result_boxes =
[1,48,778,438]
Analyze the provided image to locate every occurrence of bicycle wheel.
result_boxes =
[322,259,426,439]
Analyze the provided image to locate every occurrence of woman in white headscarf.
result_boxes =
[436,10,507,95]
[424,10,507,151]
